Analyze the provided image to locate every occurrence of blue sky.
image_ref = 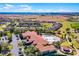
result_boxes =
[0,3,79,12]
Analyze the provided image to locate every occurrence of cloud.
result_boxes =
[18,5,32,11]
[0,4,32,12]
[30,9,72,12]
[3,4,14,10]
[0,4,55,12]
[53,9,74,12]
[35,9,53,12]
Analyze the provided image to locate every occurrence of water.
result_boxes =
[0,12,79,16]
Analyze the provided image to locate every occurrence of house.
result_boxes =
[49,23,62,31]
[22,31,56,52]
[18,21,41,27]
[0,36,8,43]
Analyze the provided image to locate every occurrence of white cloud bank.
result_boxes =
[0,4,78,12]
[3,4,14,10]
[18,5,32,11]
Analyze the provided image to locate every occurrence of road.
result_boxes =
[11,33,19,56]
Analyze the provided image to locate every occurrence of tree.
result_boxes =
[14,29,20,34]
[4,31,12,43]
[24,45,40,56]
[54,42,61,49]
[0,43,10,55]
[7,52,12,56]
[10,27,15,33]
[0,31,3,37]
[0,45,2,53]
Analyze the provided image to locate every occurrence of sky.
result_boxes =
[0,3,79,12]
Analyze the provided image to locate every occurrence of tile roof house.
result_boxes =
[22,31,56,52]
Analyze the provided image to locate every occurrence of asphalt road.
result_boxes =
[11,33,19,56]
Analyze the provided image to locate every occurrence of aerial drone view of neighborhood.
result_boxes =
[0,3,79,56]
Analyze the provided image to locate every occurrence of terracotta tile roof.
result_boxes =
[36,44,56,52]
[22,31,56,52]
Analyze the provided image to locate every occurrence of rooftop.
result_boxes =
[22,31,56,52]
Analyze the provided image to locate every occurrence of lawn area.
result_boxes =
[8,44,13,50]
[0,27,3,31]
[68,32,79,49]
[61,41,71,47]
[61,41,77,55]
[56,21,72,38]
[59,21,79,49]
[59,21,72,33]
[71,39,79,49]
[58,21,79,32]
[42,23,53,30]
[69,22,79,29]
[0,25,7,31]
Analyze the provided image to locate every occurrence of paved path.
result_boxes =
[11,33,19,56]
